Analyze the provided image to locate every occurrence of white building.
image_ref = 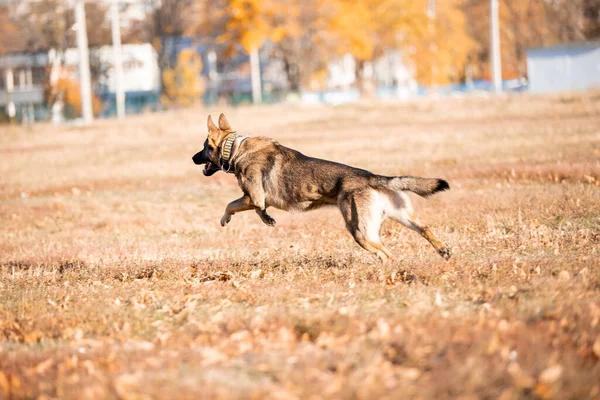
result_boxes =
[327,51,415,90]
[63,43,160,94]
[527,41,600,93]
[0,53,48,121]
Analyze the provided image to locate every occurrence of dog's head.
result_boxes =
[192,113,234,176]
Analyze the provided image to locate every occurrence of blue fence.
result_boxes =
[99,91,161,118]
[416,79,528,96]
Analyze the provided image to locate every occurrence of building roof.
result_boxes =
[527,40,600,55]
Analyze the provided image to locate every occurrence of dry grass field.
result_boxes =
[1,93,600,399]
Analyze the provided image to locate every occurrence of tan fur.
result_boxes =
[195,114,452,261]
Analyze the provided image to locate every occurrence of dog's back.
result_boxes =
[235,138,448,210]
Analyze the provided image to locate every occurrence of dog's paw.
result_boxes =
[438,247,452,261]
[261,214,276,227]
[220,214,232,227]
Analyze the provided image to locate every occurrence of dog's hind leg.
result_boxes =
[351,230,393,261]
[386,192,451,260]
[403,219,451,260]
[339,190,392,261]
[221,195,275,227]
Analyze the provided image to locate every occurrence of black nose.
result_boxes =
[192,152,203,165]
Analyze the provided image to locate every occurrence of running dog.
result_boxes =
[192,114,451,260]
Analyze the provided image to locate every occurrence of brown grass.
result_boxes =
[1,92,600,399]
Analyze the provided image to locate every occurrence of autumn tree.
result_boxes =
[0,5,23,55]
[129,0,188,72]
[463,0,555,80]
[161,49,205,106]
[208,0,475,91]
[462,0,600,82]
[7,1,110,118]
[213,1,282,59]
[546,0,600,42]
[129,0,213,104]
[406,0,475,86]
[325,0,378,91]
[197,0,325,93]
[259,0,330,92]
[324,0,474,88]
[14,0,111,87]
[16,0,110,51]
[272,0,421,92]
[581,0,600,39]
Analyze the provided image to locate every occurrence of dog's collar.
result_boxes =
[220,132,248,173]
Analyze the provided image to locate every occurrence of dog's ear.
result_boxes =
[207,115,218,133]
[218,113,232,131]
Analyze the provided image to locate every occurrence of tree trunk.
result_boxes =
[355,59,365,94]
[283,56,300,92]
[250,46,262,104]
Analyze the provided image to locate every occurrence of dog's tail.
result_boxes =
[376,176,450,198]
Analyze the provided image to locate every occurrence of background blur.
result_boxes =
[0,0,599,123]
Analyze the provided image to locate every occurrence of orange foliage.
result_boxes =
[501,1,557,79]
[212,0,479,87]
[327,0,376,61]
[326,0,426,61]
[46,77,103,118]
[0,7,22,54]
[407,0,475,86]
[325,0,474,86]
[161,49,205,106]
[218,0,288,53]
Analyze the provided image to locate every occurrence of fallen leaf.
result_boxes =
[23,330,43,344]
[539,365,562,384]
[250,269,263,279]
[435,292,443,307]
[398,367,421,381]
[534,383,553,400]
[199,271,233,283]
[558,271,570,281]
[199,347,227,366]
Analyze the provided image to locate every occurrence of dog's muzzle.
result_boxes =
[192,152,220,176]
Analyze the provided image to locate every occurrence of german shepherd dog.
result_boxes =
[192,114,451,261]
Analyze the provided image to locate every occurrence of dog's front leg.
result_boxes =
[245,178,276,227]
[255,209,276,227]
[221,195,276,227]
[221,195,255,227]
